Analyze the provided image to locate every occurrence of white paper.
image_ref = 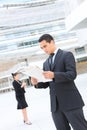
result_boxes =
[19,65,52,82]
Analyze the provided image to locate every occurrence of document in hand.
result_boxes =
[19,65,52,82]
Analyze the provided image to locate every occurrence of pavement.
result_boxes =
[0,73,87,130]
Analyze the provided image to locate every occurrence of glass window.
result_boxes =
[75,47,85,55]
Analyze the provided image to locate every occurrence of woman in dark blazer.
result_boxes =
[12,72,31,125]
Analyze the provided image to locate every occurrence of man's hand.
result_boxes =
[31,77,38,85]
[43,71,54,79]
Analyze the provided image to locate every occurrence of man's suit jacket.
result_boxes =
[36,49,84,112]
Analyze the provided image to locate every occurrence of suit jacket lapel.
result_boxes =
[44,59,51,71]
[52,49,63,70]
[44,49,63,71]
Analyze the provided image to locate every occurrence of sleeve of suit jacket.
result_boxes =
[54,51,77,82]
[35,82,49,89]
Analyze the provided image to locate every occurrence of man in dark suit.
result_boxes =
[31,34,87,130]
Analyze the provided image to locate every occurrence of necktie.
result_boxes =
[49,53,54,70]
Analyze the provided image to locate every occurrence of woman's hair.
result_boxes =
[11,72,18,78]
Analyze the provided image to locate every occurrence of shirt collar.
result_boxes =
[54,48,59,55]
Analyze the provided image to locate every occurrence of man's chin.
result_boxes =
[46,52,50,55]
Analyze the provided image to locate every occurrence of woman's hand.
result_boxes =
[21,81,26,88]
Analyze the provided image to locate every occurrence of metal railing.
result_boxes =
[0,62,27,79]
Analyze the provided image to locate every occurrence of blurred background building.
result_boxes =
[0,0,87,92]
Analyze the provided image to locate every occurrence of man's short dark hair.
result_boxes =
[38,34,54,43]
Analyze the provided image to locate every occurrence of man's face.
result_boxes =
[39,40,54,55]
